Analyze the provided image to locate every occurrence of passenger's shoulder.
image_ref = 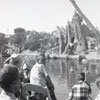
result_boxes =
[72,84,78,88]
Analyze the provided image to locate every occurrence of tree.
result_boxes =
[24,30,57,52]
[25,31,41,51]
[10,27,26,52]
[52,26,66,54]
[0,33,7,52]
[0,33,7,66]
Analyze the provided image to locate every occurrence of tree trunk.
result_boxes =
[59,33,63,54]
[63,22,71,54]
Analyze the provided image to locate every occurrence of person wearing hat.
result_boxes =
[67,72,92,100]
[0,64,21,100]
[4,53,23,70]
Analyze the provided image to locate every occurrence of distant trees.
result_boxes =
[0,33,7,53]
[24,31,57,52]
[0,33,8,65]
[7,13,99,54]
[8,27,58,53]
[24,31,41,51]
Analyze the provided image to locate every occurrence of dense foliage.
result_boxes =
[0,33,8,57]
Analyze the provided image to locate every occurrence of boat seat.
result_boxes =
[21,83,51,100]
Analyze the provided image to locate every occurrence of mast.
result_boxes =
[69,0,99,45]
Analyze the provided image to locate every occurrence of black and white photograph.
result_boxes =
[0,0,100,100]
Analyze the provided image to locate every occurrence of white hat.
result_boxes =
[11,54,20,63]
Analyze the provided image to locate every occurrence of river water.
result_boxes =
[1,57,100,100]
[45,59,100,100]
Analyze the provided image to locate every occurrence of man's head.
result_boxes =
[36,53,45,64]
[0,64,21,93]
[78,72,85,81]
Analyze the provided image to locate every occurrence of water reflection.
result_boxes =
[45,59,100,100]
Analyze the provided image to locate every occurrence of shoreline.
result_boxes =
[19,50,100,62]
[48,51,100,61]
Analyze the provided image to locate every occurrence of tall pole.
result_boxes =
[84,67,87,81]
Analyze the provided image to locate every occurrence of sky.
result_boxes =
[0,0,100,34]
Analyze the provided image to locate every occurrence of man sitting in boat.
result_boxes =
[67,72,92,100]
[30,52,56,100]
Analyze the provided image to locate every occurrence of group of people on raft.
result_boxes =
[0,52,100,100]
[0,53,57,100]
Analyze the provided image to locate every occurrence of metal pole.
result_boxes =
[84,68,94,100]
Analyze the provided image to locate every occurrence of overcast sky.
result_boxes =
[0,0,100,34]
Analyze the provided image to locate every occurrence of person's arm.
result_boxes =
[41,64,54,90]
[67,89,73,100]
[84,81,92,94]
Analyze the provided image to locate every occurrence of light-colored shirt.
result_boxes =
[30,63,48,87]
[0,90,17,100]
